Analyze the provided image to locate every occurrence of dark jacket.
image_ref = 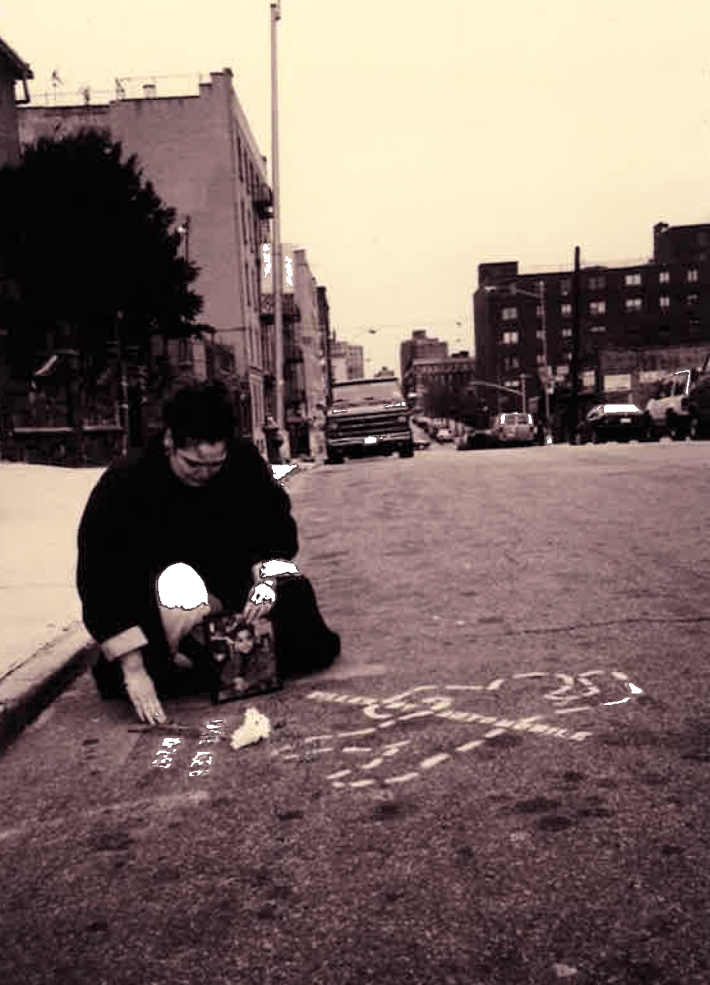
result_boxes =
[76,434,298,661]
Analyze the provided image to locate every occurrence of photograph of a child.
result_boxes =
[205,611,281,703]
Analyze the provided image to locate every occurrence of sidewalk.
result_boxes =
[0,457,320,751]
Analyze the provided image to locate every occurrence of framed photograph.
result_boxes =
[204,611,281,703]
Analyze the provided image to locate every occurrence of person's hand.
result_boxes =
[159,601,212,654]
[241,581,276,625]
[120,650,169,724]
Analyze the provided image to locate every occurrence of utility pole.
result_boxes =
[270,0,289,459]
[569,245,581,442]
[538,279,550,429]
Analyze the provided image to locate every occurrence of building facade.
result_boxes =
[473,222,710,421]
[400,329,448,382]
[329,336,364,383]
[0,36,31,167]
[19,70,273,454]
[405,353,477,418]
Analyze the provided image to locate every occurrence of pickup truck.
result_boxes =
[682,352,710,439]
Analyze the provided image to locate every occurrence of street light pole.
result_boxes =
[537,279,550,427]
[270,0,288,457]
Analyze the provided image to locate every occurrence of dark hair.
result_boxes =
[163,381,236,447]
[233,620,255,638]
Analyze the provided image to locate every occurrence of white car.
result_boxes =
[435,427,454,443]
[492,412,535,445]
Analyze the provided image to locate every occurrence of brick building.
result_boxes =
[19,70,273,454]
[405,352,477,417]
[473,222,710,421]
[329,337,364,383]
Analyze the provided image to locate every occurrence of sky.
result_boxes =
[4,0,710,376]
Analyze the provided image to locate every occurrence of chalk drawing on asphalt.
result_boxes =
[269,669,644,790]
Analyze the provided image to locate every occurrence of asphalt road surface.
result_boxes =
[2,440,710,985]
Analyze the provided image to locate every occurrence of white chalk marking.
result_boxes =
[397,711,434,721]
[342,746,374,754]
[484,728,505,739]
[442,684,484,691]
[513,672,548,679]
[554,705,594,715]
[629,682,643,694]
[456,740,484,753]
[385,772,420,785]
[420,753,451,770]
[361,758,384,770]
[327,769,352,780]
[337,728,377,738]
[611,671,629,681]
[304,735,334,743]
[350,779,377,788]
[378,720,397,728]
[487,679,505,690]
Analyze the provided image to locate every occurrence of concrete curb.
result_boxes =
[0,459,321,752]
[0,622,97,752]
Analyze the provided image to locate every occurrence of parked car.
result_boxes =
[492,412,535,446]
[435,427,454,443]
[643,369,696,441]
[683,353,710,439]
[576,404,645,444]
[414,436,431,450]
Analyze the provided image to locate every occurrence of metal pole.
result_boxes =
[538,279,550,428]
[271,1,287,453]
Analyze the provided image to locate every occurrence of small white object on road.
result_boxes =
[230,707,272,751]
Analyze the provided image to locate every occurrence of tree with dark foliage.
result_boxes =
[0,129,203,394]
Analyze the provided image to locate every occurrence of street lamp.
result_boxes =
[270,0,288,458]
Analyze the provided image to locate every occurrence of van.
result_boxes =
[643,369,696,441]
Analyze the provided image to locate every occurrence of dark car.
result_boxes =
[576,403,645,444]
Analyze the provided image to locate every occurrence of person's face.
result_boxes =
[165,430,228,487]
[235,630,255,654]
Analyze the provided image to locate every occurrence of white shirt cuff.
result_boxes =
[101,626,149,661]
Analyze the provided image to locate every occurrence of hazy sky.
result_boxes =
[4,0,710,375]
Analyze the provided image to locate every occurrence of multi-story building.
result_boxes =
[406,353,477,418]
[0,36,31,167]
[473,222,710,421]
[263,244,328,457]
[19,70,273,455]
[400,330,448,381]
[329,336,364,383]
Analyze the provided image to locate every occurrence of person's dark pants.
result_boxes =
[92,575,340,701]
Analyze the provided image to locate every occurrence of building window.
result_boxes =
[561,302,572,317]
[588,275,606,291]
[659,270,670,284]
[501,307,518,322]
[563,351,572,362]
[536,354,546,366]
[559,278,571,296]
[625,272,642,287]
[688,268,699,283]
[561,327,572,337]
[590,324,606,333]
[502,330,519,345]
[659,295,670,309]
[625,298,643,312]
[536,329,545,340]
[687,294,699,306]
[582,370,596,389]
[589,300,606,316]
[536,305,543,317]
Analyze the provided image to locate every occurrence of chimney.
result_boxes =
[143,83,156,98]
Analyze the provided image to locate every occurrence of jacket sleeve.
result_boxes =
[238,443,299,565]
[76,465,160,658]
